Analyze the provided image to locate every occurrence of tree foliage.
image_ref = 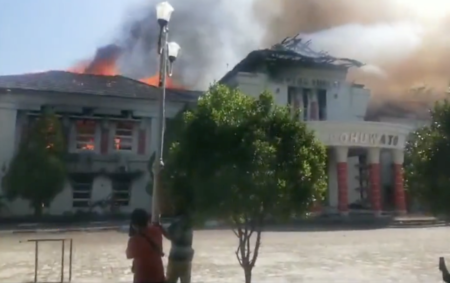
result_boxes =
[405,100,450,215]
[163,84,327,282]
[2,110,67,216]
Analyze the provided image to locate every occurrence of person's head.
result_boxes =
[130,208,149,230]
[175,207,192,226]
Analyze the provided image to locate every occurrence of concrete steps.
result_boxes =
[391,216,445,226]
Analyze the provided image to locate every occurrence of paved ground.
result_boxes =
[0,227,447,282]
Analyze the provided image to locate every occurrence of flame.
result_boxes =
[69,60,118,76]
[81,142,95,151]
[69,58,179,88]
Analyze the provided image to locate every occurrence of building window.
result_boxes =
[114,122,134,151]
[71,175,93,208]
[317,89,327,120]
[112,178,131,206]
[288,87,303,119]
[75,120,96,150]
[302,89,310,121]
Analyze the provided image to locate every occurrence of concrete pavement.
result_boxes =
[0,228,447,282]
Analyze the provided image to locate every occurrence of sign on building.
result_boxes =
[329,132,400,147]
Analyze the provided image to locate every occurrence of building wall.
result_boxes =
[6,173,150,216]
[233,68,371,122]
[0,91,185,216]
[230,69,427,212]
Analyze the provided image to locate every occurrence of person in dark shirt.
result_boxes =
[163,209,194,283]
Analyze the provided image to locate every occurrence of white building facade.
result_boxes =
[220,47,429,216]
[0,47,430,217]
[0,72,197,216]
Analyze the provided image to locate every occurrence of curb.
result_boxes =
[390,221,447,228]
[0,225,122,235]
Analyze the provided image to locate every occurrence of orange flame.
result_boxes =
[68,58,179,88]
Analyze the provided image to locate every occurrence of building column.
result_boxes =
[296,93,304,121]
[368,148,382,216]
[61,116,71,149]
[137,119,149,155]
[336,147,349,216]
[393,149,407,215]
[309,92,319,121]
[100,120,110,154]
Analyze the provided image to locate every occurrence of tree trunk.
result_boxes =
[233,216,263,283]
[244,266,252,283]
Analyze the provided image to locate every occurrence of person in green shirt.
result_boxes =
[162,208,194,283]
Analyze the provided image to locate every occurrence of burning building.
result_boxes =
[0,70,201,216]
[0,36,431,217]
[220,37,430,216]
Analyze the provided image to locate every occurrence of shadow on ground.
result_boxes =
[0,213,446,233]
[201,214,447,232]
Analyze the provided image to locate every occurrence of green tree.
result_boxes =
[2,110,67,216]
[164,85,327,283]
[405,100,450,215]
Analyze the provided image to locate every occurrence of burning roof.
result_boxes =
[220,36,364,83]
[0,71,201,102]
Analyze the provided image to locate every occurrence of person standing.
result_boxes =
[163,210,194,283]
[126,209,165,283]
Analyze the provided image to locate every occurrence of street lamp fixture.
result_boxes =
[167,42,180,76]
[151,1,181,223]
[156,1,174,27]
[156,1,174,55]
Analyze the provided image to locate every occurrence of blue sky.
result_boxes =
[0,0,144,75]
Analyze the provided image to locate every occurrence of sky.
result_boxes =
[0,0,144,75]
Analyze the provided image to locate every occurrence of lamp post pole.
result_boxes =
[151,2,180,224]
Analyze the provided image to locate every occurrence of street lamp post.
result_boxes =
[151,1,181,224]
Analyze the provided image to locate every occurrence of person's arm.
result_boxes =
[128,224,136,237]
[153,222,172,240]
[126,237,137,259]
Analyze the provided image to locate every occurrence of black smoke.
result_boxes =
[106,0,262,89]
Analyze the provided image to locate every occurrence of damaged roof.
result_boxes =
[0,71,202,102]
[220,37,364,83]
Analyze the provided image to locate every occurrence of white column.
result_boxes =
[336,146,348,163]
[392,149,404,164]
[392,149,407,215]
[368,148,380,164]
[368,148,382,216]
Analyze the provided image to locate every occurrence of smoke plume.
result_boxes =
[253,0,450,104]
[77,0,263,89]
[76,0,450,110]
